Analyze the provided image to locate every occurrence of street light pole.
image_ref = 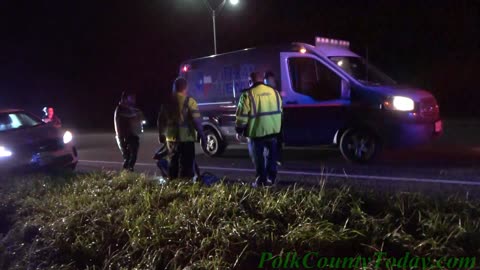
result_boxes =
[212,9,217,54]
[202,0,235,55]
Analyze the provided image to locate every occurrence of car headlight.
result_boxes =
[0,146,13,157]
[384,96,415,111]
[63,131,73,144]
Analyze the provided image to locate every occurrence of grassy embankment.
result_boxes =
[0,172,479,269]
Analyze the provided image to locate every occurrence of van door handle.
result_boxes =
[286,101,298,104]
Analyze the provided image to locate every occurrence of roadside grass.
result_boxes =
[0,172,480,269]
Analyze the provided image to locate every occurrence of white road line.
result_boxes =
[78,159,480,187]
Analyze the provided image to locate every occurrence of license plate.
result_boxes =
[434,120,443,133]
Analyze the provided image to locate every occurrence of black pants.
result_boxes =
[167,141,195,179]
[277,132,283,164]
[116,135,139,171]
[248,136,278,185]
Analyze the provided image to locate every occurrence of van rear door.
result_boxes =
[280,52,351,146]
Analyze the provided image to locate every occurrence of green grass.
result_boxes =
[0,172,480,269]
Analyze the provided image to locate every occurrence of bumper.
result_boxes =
[0,144,78,173]
[379,119,443,148]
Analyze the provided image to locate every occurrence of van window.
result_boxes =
[329,56,396,86]
[288,57,341,101]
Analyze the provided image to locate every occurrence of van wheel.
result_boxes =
[202,129,226,157]
[339,128,380,163]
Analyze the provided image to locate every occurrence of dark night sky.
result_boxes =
[0,0,479,129]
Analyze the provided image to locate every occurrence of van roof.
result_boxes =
[183,43,302,63]
[182,42,360,65]
[313,44,360,58]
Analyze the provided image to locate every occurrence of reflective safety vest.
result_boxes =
[164,94,201,142]
[235,83,282,138]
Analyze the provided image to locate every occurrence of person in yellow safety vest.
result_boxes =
[157,77,207,180]
[236,72,283,187]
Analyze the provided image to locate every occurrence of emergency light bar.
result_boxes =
[315,37,350,47]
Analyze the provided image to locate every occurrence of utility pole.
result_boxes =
[201,0,239,55]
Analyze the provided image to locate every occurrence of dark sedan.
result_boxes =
[0,109,78,173]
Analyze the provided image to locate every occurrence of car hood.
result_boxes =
[0,124,62,149]
[366,85,435,102]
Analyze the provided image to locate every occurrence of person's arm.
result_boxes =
[188,98,206,146]
[137,109,145,121]
[235,92,250,137]
[55,116,62,128]
[276,89,283,120]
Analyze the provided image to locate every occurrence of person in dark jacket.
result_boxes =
[42,107,62,128]
[114,91,144,171]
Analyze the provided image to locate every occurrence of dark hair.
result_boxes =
[162,77,187,122]
[173,77,188,93]
[249,71,263,84]
[264,71,275,80]
[43,106,53,114]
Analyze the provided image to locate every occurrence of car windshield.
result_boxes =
[329,56,396,86]
[0,112,43,132]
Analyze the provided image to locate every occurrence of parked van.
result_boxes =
[179,37,442,162]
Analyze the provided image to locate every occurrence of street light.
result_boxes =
[201,0,239,55]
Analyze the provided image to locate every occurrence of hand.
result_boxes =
[236,133,245,142]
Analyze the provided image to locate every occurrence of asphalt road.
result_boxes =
[75,119,480,193]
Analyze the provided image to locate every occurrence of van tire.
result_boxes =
[339,128,380,163]
[202,129,226,157]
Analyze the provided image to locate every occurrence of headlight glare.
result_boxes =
[384,96,415,111]
[63,131,73,144]
[0,146,13,157]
